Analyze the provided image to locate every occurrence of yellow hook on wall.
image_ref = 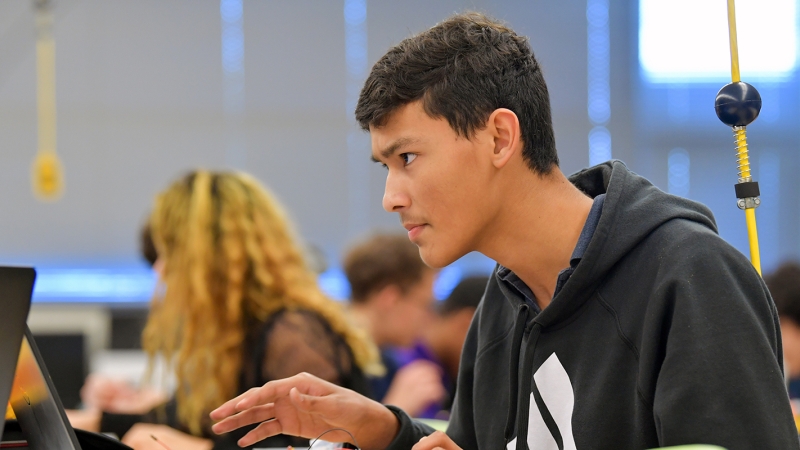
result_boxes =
[32,0,64,201]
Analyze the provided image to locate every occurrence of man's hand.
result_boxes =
[382,360,446,417]
[209,372,400,450]
[412,431,462,450]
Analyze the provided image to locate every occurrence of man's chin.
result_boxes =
[417,244,463,269]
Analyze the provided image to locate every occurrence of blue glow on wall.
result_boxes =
[344,0,370,235]
[221,0,246,167]
[434,265,463,301]
[588,126,611,166]
[668,148,690,197]
[31,267,352,303]
[32,268,157,303]
[759,151,780,271]
[587,0,611,165]
[29,255,497,304]
[318,268,351,300]
[639,0,798,83]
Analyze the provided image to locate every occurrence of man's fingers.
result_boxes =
[210,387,260,421]
[234,382,283,411]
[211,382,280,418]
[211,403,275,434]
[412,431,460,450]
[237,418,283,448]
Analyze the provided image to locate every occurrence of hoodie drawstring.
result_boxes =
[515,322,541,450]
[503,304,529,443]
[504,303,545,449]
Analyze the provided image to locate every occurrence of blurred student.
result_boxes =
[392,275,488,419]
[765,261,800,398]
[72,171,381,450]
[343,233,445,416]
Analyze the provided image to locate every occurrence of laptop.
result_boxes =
[8,327,83,449]
[1,266,138,449]
[0,266,83,448]
[0,266,36,438]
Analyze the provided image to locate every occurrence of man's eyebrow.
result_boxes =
[371,137,418,163]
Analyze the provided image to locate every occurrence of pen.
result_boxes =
[150,434,172,450]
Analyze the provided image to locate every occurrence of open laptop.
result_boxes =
[0,266,82,448]
[2,266,132,450]
[0,266,36,438]
[8,327,84,449]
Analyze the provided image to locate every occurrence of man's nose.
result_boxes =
[382,171,410,212]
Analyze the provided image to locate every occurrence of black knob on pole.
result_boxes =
[715,81,762,127]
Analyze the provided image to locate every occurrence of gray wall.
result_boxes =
[1,0,795,287]
[0,0,595,272]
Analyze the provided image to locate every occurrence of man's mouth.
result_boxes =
[404,223,426,240]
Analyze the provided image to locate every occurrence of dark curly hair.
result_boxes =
[764,261,800,325]
[355,12,558,174]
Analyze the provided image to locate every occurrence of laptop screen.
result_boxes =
[0,267,36,436]
[8,327,81,449]
[0,266,82,449]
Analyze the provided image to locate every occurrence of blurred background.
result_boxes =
[0,0,797,408]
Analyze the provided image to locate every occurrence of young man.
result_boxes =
[210,13,798,450]
[343,233,446,415]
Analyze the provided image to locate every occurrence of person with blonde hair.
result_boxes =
[73,170,381,450]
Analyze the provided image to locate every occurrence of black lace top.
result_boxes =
[100,309,371,449]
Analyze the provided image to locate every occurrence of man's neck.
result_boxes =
[477,168,594,309]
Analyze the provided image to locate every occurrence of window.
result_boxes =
[639,0,797,83]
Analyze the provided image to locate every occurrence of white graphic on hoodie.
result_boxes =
[506,353,577,450]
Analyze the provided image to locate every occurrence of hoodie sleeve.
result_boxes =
[382,406,435,450]
[647,232,799,449]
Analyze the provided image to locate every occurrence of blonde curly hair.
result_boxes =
[142,170,381,435]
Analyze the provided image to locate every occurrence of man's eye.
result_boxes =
[401,153,417,165]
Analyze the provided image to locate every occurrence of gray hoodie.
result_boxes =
[385,161,798,450]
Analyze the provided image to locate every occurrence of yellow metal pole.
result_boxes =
[725,0,762,275]
[745,209,761,274]
[727,0,741,83]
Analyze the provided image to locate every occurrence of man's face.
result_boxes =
[371,101,500,267]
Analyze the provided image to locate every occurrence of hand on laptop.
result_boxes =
[210,372,399,450]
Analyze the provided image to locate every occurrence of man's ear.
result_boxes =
[486,108,522,169]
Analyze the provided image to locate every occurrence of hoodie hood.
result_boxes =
[526,160,718,328]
